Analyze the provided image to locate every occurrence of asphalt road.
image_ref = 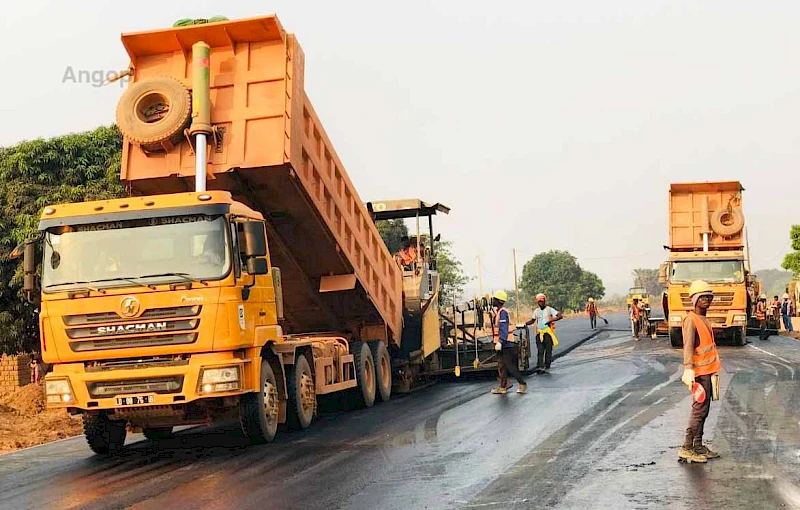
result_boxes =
[2,314,800,510]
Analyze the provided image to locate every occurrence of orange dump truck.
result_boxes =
[659,181,751,347]
[19,15,445,454]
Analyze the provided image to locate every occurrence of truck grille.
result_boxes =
[680,292,735,308]
[63,305,202,352]
[63,306,201,326]
[70,334,197,352]
[87,376,184,398]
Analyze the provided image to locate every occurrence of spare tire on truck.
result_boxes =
[710,206,745,237]
[116,76,192,152]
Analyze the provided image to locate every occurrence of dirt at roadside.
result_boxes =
[0,384,82,453]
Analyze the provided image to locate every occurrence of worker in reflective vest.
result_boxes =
[679,280,723,463]
[756,295,768,341]
[395,236,418,269]
[490,290,527,394]
[586,298,598,329]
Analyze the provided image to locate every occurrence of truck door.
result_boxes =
[232,219,270,335]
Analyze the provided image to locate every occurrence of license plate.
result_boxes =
[115,395,153,406]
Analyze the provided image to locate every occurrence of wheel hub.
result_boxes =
[263,381,279,424]
[300,373,316,415]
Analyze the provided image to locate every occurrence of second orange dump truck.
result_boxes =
[659,181,753,347]
[20,15,453,454]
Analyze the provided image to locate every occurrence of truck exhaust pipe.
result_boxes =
[701,195,711,252]
[189,41,212,192]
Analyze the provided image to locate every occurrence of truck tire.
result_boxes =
[240,360,279,444]
[286,353,315,430]
[369,341,392,403]
[351,341,376,408]
[143,427,174,441]
[116,76,192,152]
[669,328,683,348]
[734,326,747,346]
[710,206,745,237]
[83,413,127,455]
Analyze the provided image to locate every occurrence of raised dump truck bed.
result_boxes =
[117,16,402,343]
[669,181,745,251]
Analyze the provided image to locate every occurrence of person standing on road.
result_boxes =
[525,293,563,374]
[630,298,641,341]
[679,280,722,463]
[586,298,598,330]
[756,295,769,340]
[490,291,527,394]
[782,293,795,333]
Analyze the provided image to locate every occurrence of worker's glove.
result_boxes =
[681,368,695,388]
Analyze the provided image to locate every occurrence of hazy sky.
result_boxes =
[2,1,799,297]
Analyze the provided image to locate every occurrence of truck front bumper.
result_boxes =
[44,352,249,413]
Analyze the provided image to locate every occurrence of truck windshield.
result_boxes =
[670,260,744,284]
[42,215,231,291]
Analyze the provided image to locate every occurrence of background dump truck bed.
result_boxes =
[669,181,744,251]
[118,16,402,342]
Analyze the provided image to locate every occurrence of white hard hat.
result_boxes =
[784,293,791,300]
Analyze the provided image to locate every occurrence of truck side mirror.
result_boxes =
[658,263,668,285]
[246,257,268,275]
[242,222,267,258]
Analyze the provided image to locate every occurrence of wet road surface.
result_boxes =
[2,314,800,510]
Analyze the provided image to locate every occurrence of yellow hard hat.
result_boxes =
[688,280,713,298]
[493,290,508,302]
[588,297,595,302]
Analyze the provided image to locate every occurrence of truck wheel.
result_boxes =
[240,360,279,444]
[735,326,747,346]
[83,413,127,455]
[286,353,315,430]
[116,76,192,152]
[370,341,392,403]
[669,328,683,348]
[143,427,174,441]
[351,341,376,408]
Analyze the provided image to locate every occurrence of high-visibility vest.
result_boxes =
[493,306,515,344]
[756,301,766,320]
[630,305,641,320]
[398,246,417,265]
[586,303,597,314]
[687,312,722,376]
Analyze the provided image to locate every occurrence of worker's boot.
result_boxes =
[678,446,707,463]
[491,386,507,394]
[517,383,527,394]
[694,444,719,459]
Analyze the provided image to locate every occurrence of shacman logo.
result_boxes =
[119,296,141,318]
[97,322,168,335]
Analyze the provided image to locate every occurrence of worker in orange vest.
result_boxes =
[629,298,641,340]
[679,280,722,463]
[395,236,418,269]
[585,298,598,329]
[756,294,768,341]
[490,290,527,394]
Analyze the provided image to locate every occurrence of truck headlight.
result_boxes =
[669,315,683,324]
[45,378,75,405]
[198,366,241,394]
[732,315,747,325]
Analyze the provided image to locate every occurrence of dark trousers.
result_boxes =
[498,345,525,387]
[759,319,768,340]
[589,314,597,329]
[683,374,712,449]
[536,332,554,369]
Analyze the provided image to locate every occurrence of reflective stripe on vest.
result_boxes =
[689,313,722,376]
[493,307,515,343]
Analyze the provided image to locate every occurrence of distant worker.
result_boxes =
[29,353,42,385]
[630,297,641,341]
[525,293,563,374]
[770,295,780,325]
[395,236,418,270]
[490,291,527,394]
[585,298,598,330]
[782,293,795,333]
[679,280,722,463]
[756,295,768,340]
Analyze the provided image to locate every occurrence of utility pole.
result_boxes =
[513,248,521,323]
[477,254,484,297]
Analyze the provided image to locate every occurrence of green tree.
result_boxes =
[782,225,800,277]
[0,125,125,354]
[632,268,663,297]
[376,219,409,254]
[520,250,605,311]
[436,240,470,306]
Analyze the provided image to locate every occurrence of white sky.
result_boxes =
[1,1,799,297]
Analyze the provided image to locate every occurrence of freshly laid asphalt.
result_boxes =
[2,313,799,509]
